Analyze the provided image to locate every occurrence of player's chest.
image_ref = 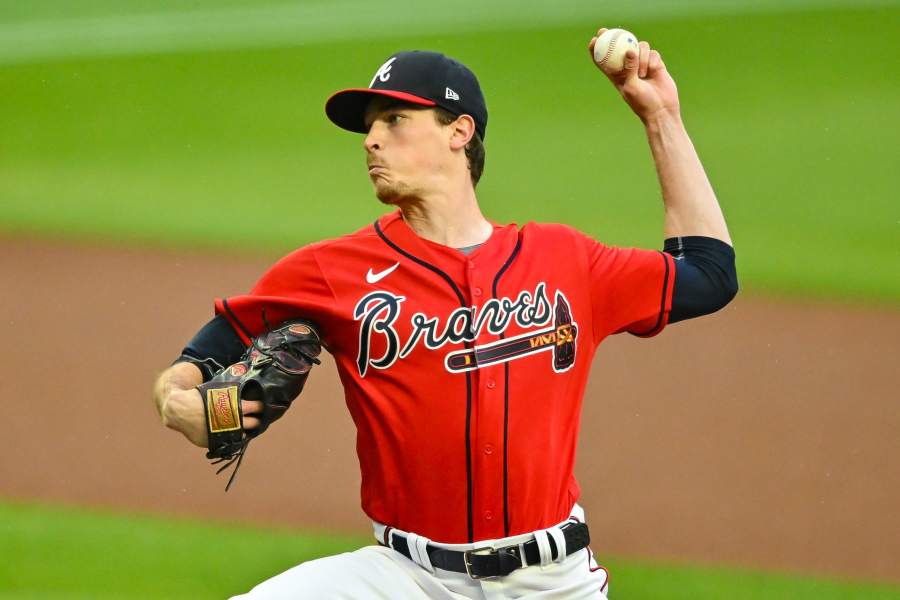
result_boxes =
[325,258,590,379]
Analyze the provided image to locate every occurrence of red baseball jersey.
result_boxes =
[217,210,675,543]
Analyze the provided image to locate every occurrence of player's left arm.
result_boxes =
[588,28,737,323]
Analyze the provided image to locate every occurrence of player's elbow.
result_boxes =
[722,263,739,306]
[708,262,738,313]
[666,236,738,323]
[710,249,739,309]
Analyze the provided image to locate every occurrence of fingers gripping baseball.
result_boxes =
[588,27,679,122]
[637,41,650,78]
[623,42,662,82]
[649,50,663,74]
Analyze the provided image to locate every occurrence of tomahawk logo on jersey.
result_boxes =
[216,210,674,543]
[353,282,577,376]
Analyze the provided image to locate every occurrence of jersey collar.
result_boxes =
[376,209,519,269]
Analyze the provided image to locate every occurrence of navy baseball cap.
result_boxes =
[325,50,488,140]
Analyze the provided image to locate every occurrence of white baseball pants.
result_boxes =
[230,506,610,599]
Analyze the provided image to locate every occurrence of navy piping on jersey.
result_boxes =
[222,298,255,342]
[491,234,522,537]
[631,251,671,337]
[374,219,476,543]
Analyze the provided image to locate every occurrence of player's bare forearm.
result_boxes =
[153,361,208,447]
[588,27,731,245]
[644,111,732,244]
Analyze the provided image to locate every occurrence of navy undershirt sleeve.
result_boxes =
[173,314,246,381]
[665,236,738,324]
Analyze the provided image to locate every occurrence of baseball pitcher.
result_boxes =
[153,28,738,598]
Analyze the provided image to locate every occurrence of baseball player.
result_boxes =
[153,28,737,598]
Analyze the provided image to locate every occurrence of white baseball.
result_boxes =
[592,28,639,74]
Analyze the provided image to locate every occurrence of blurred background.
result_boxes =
[1,1,898,598]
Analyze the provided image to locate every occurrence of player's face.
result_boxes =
[363,99,452,205]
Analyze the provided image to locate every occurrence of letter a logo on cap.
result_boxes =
[370,57,398,87]
[445,87,460,101]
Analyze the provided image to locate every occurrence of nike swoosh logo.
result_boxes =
[366,262,400,284]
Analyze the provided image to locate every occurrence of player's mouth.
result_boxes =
[368,164,387,177]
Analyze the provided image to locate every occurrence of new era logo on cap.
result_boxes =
[325,50,489,140]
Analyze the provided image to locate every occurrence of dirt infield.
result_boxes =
[2,237,898,583]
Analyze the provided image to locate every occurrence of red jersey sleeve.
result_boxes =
[578,232,676,342]
[214,244,336,346]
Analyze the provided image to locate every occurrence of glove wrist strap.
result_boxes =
[197,381,244,460]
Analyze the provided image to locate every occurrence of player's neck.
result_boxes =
[398,188,492,249]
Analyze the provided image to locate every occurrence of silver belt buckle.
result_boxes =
[463,546,495,579]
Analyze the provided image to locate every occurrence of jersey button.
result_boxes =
[486,379,496,389]
[484,511,493,521]
[468,261,476,270]
[473,287,482,297]
[484,444,494,455]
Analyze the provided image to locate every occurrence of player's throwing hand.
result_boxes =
[588,27,680,123]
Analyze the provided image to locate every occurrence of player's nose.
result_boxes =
[363,124,383,152]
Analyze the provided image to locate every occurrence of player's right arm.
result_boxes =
[583,29,737,334]
[588,27,731,245]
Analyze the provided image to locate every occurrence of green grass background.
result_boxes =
[2,1,899,597]
[3,501,899,600]
[1,2,898,303]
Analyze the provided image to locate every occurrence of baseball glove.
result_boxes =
[196,318,322,489]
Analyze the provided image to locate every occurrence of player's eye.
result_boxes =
[386,113,403,125]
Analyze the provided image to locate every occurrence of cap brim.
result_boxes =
[325,88,437,134]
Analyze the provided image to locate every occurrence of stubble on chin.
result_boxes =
[374,179,416,205]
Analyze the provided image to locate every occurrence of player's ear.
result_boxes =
[448,114,475,150]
